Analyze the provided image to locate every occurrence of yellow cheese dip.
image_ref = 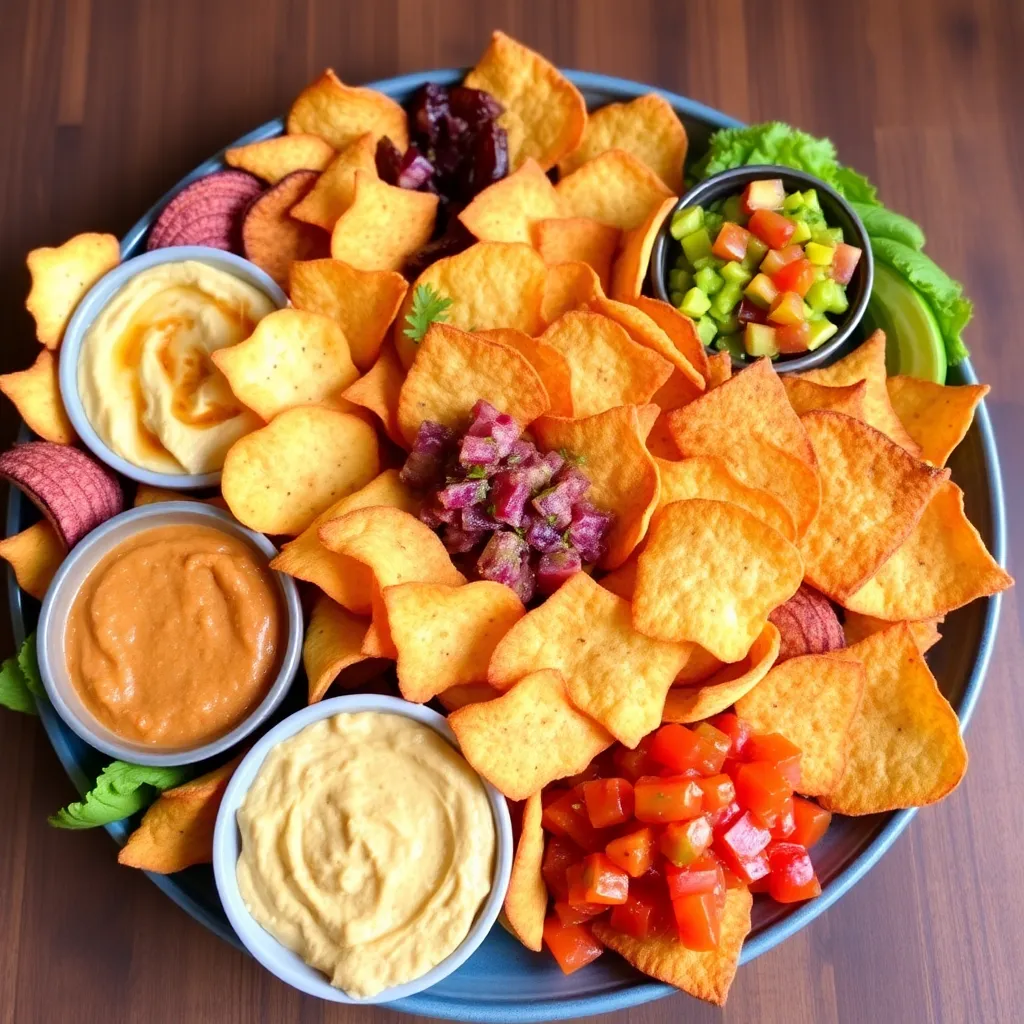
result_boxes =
[236,712,496,998]
[78,260,274,474]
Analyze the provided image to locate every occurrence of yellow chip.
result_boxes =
[459,159,563,244]
[886,375,989,467]
[225,133,335,184]
[592,887,752,1007]
[504,793,547,952]
[841,480,1011,619]
[735,655,865,796]
[26,233,119,348]
[610,196,676,302]
[842,610,943,655]
[449,668,613,800]
[0,349,76,444]
[341,340,405,446]
[531,217,621,291]
[212,309,358,421]
[0,520,65,600]
[475,328,573,419]
[799,410,949,600]
[395,242,547,369]
[532,406,661,570]
[289,257,407,371]
[488,572,689,747]
[437,682,502,713]
[222,407,379,535]
[674,644,727,687]
[303,594,371,703]
[705,351,732,389]
[555,149,675,232]
[631,296,710,383]
[464,31,586,170]
[557,93,687,194]
[540,261,604,325]
[330,171,438,273]
[133,485,225,509]
[821,624,967,814]
[783,377,868,420]
[398,323,549,447]
[289,133,379,231]
[287,68,409,150]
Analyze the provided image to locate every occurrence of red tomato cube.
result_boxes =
[665,854,725,900]
[660,815,713,866]
[734,762,794,828]
[649,723,726,775]
[543,916,604,974]
[605,827,656,878]
[634,775,703,823]
[790,797,832,848]
[697,774,736,813]
[713,810,772,883]
[708,713,751,757]
[672,891,723,951]
[771,257,816,297]
[748,209,796,249]
[760,244,804,276]
[554,899,607,926]
[580,852,630,905]
[612,737,657,782]
[608,889,659,940]
[830,242,862,285]
[712,222,752,262]
[542,789,604,851]
[582,778,634,828]
[542,835,582,902]
[767,842,822,903]
[743,732,802,788]
[770,795,797,840]
[775,321,812,353]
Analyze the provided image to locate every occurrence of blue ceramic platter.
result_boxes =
[6,68,1006,1022]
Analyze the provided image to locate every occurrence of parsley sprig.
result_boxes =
[403,284,453,342]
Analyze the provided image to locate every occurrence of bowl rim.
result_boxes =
[58,246,289,490]
[36,500,303,766]
[211,692,514,1005]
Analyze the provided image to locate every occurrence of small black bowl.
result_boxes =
[649,164,874,374]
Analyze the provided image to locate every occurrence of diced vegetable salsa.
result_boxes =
[667,179,862,359]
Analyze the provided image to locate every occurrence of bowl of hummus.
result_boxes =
[212,694,514,1004]
[59,247,288,489]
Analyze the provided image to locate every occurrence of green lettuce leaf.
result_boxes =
[0,634,43,715]
[832,166,879,206]
[851,203,926,250]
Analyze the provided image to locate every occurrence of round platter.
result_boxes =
[5,68,1007,1023]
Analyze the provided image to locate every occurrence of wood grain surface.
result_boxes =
[1,1,1021,1022]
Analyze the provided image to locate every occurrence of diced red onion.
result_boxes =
[491,470,530,527]
[459,434,499,466]
[525,516,566,553]
[438,478,488,510]
[477,531,527,587]
[536,549,582,595]
[467,399,501,437]
[531,484,573,529]
[400,421,455,489]
[461,504,499,532]
[511,556,537,604]
[569,501,612,563]
[490,413,521,457]
[554,465,591,502]
[443,524,485,554]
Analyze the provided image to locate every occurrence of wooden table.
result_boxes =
[1,1,1021,1021]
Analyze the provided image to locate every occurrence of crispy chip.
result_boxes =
[289,257,407,371]
[459,159,563,243]
[0,520,65,600]
[736,655,865,796]
[668,359,820,537]
[705,351,732,389]
[799,410,949,600]
[886,375,989,467]
[540,261,604,325]
[843,610,943,655]
[841,480,1011,619]
[437,682,502,712]
[532,406,661,570]
[330,171,438,273]
[26,233,119,348]
[783,377,868,420]
[632,296,710,382]
[222,407,379,535]
[449,668,613,800]
[395,242,547,369]
[593,887,752,1006]
[644,413,683,460]
[398,323,549,446]
[488,572,688,747]
[132,485,225,509]
[341,340,405,445]
[821,625,967,814]
[464,31,586,170]
[504,792,546,951]
[289,133,378,231]
[531,217,620,291]
[287,68,409,150]
[674,644,726,687]
[598,556,639,600]
[610,196,676,302]
[0,349,76,444]
[475,328,573,418]
[225,134,335,184]
[212,309,358,420]
[555,149,675,231]
[303,594,371,703]
[384,581,525,704]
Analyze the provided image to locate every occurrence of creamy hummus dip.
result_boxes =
[236,711,496,998]
[78,260,274,474]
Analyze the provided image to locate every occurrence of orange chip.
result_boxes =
[225,134,335,184]
[705,351,732,389]
[540,261,604,325]
[532,217,621,292]
[504,792,547,951]
[330,171,438,273]
[631,296,710,382]
[303,594,371,703]
[341,341,405,446]
[885,375,989,467]
[0,520,65,600]
[449,668,613,800]
[459,159,564,244]
[464,31,586,170]
[0,349,76,444]
[287,68,408,150]
[783,377,868,421]
[437,682,502,713]
[532,406,661,570]
[644,413,683,460]
[610,196,676,302]
[843,610,943,655]
[475,328,573,419]
[398,323,549,447]
[289,133,379,231]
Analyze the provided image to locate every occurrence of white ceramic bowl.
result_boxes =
[212,693,514,1004]
[37,501,303,766]
[58,246,288,490]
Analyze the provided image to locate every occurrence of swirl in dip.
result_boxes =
[235,711,496,998]
[78,260,274,474]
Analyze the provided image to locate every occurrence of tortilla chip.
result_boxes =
[395,242,547,369]
[668,359,820,538]
[841,480,1011,619]
[821,625,967,814]
[225,134,335,184]
[488,572,689,747]
[287,68,409,150]
[540,260,605,325]
[132,485,225,509]
[464,31,586,170]
[735,655,865,796]
[341,340,405,446]
[705,351,732,389]
[0,349,76,444]
[289,257,407,371]
[475,328,573,419]
[644,414,683,460]
[799,410,949,600]
[843,610,943,655]
[886,375,989,467]
[398,323,549,447]
[384,581,525,703]
[330,171,438,273]
[504,792,547,951]
[289,133,378,230]
[459,159,563,243]
[783,377,868,421]
[25,233,119,348]
[303,594,371,702]
[0,520,65,600]
[449,668,613,800]
[437,682,502,713]
[610,196,676,302]
[592,887,752,1006]
[631,296,710,382]
[531,217,620,291]
[532,406,661,570]
[222,407,379,535]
